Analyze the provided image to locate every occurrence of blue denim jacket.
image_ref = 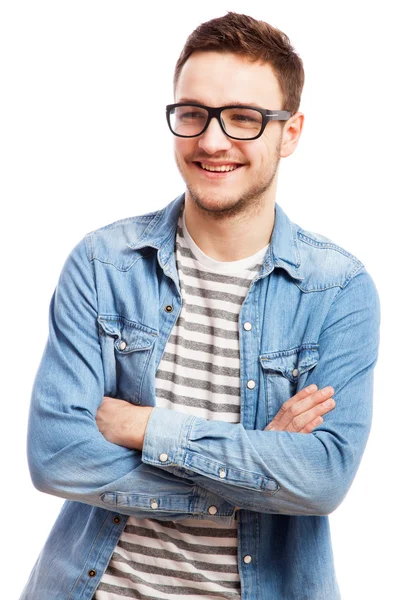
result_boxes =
[22,194,380,600]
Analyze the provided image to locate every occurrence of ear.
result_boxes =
[280,112,304,158]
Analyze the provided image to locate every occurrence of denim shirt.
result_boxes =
[22,194,380,600]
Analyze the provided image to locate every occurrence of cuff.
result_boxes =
[142,407,195,468]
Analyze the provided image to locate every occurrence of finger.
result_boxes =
[299,416,324,434]
[271,386,334,430]
[286,397,336,433]
[267,385,319,428]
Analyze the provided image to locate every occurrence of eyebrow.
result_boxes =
[177,98,265,109]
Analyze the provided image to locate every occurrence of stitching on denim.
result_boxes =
[260,344,319,358]
[298,231,364,262]
[91,250,154,272]
[67,509,110,600]
[135,205,166,240]
[89,213,158,235]
[85,234,93,262]
[185,454,276,489]
[98,314,158,335]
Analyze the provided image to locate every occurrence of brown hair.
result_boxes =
[174,12,304,114]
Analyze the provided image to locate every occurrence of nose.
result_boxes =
[197,116,233,154]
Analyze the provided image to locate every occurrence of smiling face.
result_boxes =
[173,51,290,219]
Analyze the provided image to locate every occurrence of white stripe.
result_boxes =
[155,398,240,421]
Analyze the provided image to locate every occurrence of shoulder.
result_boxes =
[81,206,164,270]
[86,208,161,252]
[294,224,365,292]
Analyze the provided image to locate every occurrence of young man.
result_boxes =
[22,12,380,600]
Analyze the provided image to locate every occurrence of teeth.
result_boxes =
[200,163,238,172]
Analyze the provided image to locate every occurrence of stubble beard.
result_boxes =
[177,145,281,222]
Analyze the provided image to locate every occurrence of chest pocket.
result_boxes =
[259,345,319,424]
[98,315,158,404]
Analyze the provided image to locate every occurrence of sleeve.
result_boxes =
[142,267,380,516]
[28,238,234,520]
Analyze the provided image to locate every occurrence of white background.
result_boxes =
[1,1,397,598]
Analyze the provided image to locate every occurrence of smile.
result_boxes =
[199,162,239,172]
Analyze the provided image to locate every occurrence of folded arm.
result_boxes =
[27,239,234,519]
[141,268,380,516]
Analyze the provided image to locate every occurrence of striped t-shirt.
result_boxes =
[94,205,268,600]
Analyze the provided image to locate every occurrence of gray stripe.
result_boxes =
[175,240,197,261]
[122,525,237,555]
[111,551,240,589]
[156,370,240,396]
[98,569,240,598]
[149,519,238,537]
[174,316,239,341]
[176,257,257,287]
[96,580,163,600]
[181,282,245,305]
[167,334,239,359]
[184,303,239,323]
[116,541,239,573]
[156,387,240,414]
[161,352,239,377]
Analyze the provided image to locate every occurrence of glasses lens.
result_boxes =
[169,105,209,137]
[221,108,263,139]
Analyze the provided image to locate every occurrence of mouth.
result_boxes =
[193,161,244,177]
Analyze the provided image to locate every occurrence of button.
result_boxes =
[88,569,97,577]
[243,322,252,331]
[113,516,121,524]
[243,555,252,564]
[246,379,256,389]
[208,505,218,515]
[119,340,127,350]
[159,453,169,462]
[165,305,173,312]
[292,368,299,377]
[150,499,159,509]
[218,468,227,479]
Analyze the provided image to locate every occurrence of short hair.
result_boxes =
[174,12,305,115]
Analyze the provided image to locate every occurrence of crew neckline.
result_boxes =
[181,210,269,274]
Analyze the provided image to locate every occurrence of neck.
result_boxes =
[183,190,276,262]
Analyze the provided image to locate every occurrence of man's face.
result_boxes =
[173,51,287,218]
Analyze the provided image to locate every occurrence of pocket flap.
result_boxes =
[98,315,158,353]
[259,345,319,382]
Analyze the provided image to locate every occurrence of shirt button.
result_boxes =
[150,499,159,509]
[218,468,227,479]
[243,555,252,564]
[292,368,299,377]
[243,322,252,331]
[208,506,218,515]
[88,569,97,577]
[247,379,256,389]
[119,340,127,351]
[165,305,173,312]
[159,453,169,462]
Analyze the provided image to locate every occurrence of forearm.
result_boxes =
[29,394,234,519]
[142,269,380,516]
[141,407,347,516]
[29,238,234,520]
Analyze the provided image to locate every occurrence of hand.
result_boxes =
[265,384,335,433]
[96,396,153,450]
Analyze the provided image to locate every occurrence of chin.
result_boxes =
[187,187,246,215]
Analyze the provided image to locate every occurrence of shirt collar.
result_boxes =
[126,193,304,282]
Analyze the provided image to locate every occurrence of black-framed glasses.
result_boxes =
[166,103,292,141]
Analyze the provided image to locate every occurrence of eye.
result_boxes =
[222,108,262,129]
[175,108,207,121]
[182,112,205,119]
[231,113,258,123]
